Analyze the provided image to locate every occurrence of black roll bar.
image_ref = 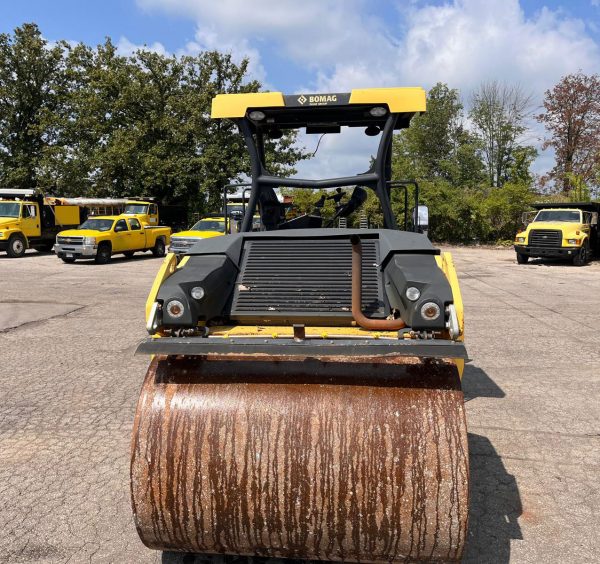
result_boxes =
[236,113,400,232]
[386,180,420,232]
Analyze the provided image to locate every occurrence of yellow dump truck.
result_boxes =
[514,202,600,266]
[54,199,172,264]
[0,189,87,258]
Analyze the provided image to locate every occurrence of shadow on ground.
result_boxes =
[462,366,522,561]
[464,433,523,563]
[462,364,505,402]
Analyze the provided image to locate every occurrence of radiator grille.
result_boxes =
[529,229,561,247]
[231,238,384,320]
[56,236,84,245]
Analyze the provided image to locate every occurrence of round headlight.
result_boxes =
[421,302,441,320]
[369,106,387,117]
[248,110,266,121]
[190,286,205,300]
[406,287,421,301]
[166,299,185,318]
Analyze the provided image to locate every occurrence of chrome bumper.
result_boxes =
[54,243,97,257]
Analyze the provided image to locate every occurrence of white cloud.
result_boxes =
[177,27,268,84]
[397,1,599,96]
[137,0,600,180]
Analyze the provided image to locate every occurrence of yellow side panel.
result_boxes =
[453,358,465,379]
[145,253,178,323]
[435,252,464,339]
[435,253,466,378]
[349,87,427,113]
[54,206,80,226]
[211,92,285,118]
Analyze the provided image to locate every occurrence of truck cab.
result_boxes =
[122,201,159,225]
[514,203,599,266]
[54,199,172,264]
[0,189,82,257]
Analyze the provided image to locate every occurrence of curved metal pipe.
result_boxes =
[351,235,406,330]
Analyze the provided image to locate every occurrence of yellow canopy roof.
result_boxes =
[211,87,426,118]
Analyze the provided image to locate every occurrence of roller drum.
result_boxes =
[131,356,469,562]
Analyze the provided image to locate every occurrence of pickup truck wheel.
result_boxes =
[95,243,112,264]
[152,238,166,257]
[516,253,528,264]
[573,241,590,266]
[7,233,27,258]
[61,257,76,264]
[124,251,135,258]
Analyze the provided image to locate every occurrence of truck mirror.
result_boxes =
[418,205,429,228]
[592,212,598,226]
[412,205,429,230]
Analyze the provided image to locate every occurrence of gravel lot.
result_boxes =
[1,247,599,563]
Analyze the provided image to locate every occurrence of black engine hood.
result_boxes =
[186,228,439,268]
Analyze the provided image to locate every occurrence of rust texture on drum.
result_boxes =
[131,356,469,562]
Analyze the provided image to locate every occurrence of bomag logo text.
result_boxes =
[309,95,337,104]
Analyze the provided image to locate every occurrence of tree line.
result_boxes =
[0,23,306,214]
[389,76,600,243]
[1,24,599,240]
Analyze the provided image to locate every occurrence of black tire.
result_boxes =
[152,238,166,257]
[573,241,590,266]
[7,233,27,258]
[61,256,76,264]
[123,251,135,258]
[95,243,112,264]
[516,253,529,264]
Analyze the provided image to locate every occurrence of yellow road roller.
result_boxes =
[131,87,470,562]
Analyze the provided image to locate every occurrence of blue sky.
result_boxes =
[3,0,600,178]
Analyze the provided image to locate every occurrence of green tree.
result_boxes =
[0,23,67,189]
[483,181,535,241]
[58,40,306,213]
[392,83,484,187]
[469,81,533,187]
[537,72,600,194]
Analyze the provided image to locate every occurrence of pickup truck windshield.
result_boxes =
[0,202,20,217]
[191,219,225,232]
[534,210,581,222]
[78,219,114,231]
[124,204,148,215]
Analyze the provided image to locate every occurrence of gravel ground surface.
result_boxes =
[1,247,599,563]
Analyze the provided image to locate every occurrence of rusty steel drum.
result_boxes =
[131,355,469,562]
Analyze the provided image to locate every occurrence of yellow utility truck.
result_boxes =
[514,202,599,266]
[0,189,86,257]
[54,199,172,264]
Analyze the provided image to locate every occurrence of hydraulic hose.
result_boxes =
[351,235,406,330]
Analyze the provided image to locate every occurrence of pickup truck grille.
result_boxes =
[56,236,84,245]
[529,229,562,247]
[170,237,198,250]
[231,238,384,321]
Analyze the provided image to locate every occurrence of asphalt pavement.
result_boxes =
[0,247,599,563]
